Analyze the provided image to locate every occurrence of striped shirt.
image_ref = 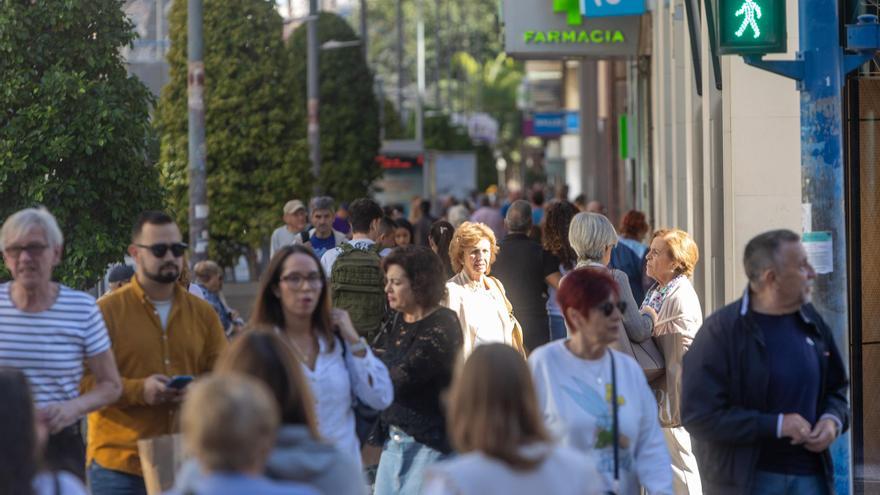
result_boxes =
[0,282,111,407]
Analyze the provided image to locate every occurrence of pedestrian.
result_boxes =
[541,200,579,341]
[413,200,435,247]
[85,211,227,495]
[681,229,849,495]
[193,260,243,337]
[106,264,135,292]
[529,189,545,226]
[469,195,506,240]
[168,374,319,495]
[641,229,702,494]
[370,246,463,495]
[491,200,561,353]
[428,221,455,278]
[320,198,387,339]
[394,218,414,248]
[443,222,524,357]
[423,344,602,495]
[0,368,89,495]
[333,202,352,237]
[377,216,398,257]
[250,244,393,469]
[300,196,348,259]
[0,207,122,481]
[174,330,366,495]
[568,213,655,358]
[618,210,650,259]
[529,268,673,495]
[271,199,309,258]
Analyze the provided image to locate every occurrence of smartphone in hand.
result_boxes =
[167,375,193,390]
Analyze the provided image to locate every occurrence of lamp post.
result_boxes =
[307,0,321,196]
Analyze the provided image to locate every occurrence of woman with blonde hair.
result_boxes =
[443,222,523,357]
[423,344,601,495]
[641,229,702,494]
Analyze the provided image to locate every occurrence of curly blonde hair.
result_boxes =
[652,229,700,278]
[448,222,499,274]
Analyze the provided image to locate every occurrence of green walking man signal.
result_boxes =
[714,0,786,54]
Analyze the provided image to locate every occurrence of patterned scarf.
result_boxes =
[642,274,687,313]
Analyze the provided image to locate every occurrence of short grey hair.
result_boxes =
[0,207,64,251]
[506,200,532,233]
[309,196,335,213]
[743,229,801,284]
[568,212,618,263]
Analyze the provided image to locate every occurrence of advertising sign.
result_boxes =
[503,0,643,58]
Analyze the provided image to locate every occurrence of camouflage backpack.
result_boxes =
[330,243,386,340]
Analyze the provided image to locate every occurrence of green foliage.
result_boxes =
[286,13,381,202]
[0,0,164,288]
[157,0,308,267]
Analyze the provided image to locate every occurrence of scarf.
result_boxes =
[642,274,687,313]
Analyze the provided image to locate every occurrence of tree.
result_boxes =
[0,0,164,288]
[157,0,308,267]
[287,13,381,202]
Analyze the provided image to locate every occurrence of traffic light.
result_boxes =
[715,0,786,54]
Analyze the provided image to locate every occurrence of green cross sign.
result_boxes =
[715,0,786,54]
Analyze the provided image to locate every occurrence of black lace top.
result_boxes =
[369,307,463,454]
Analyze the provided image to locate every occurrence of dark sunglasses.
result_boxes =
[135,242,188,258]
[597,301,627,317]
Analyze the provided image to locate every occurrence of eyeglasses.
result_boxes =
[597,301,627,317]
[280,272,324,289]
[135,242,188,258]
[3,243,49,258]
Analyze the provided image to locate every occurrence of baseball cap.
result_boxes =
[108,264,135,283]
[283,200,306,215]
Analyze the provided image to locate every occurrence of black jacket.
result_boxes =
[681,291,849,494]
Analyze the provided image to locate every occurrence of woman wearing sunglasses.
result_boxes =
[528,268,672,495]
[249,245,393,470]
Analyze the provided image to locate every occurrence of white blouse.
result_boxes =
[443,271,516,357]
[300,335,393,467]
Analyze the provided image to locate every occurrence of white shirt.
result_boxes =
[150,298,173,330]
[300,335,393,468]
[319,239,376,281]
[0,283,111,407]
[443,272,515,357]
[423,443,602,495]
[271,226,304,258]
[529,341,673,495]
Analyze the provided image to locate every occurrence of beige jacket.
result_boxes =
[652,277,703,427]
[443,271,518,357]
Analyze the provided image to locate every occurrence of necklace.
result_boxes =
[287,334,316,365]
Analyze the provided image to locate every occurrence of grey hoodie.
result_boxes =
[266,425,367,495]
[173,425,366,495]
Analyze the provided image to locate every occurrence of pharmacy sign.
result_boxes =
[503,0,643,57]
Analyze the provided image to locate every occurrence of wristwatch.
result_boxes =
[349,337,369,354]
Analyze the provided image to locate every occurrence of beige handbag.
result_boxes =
[489,276,527,358]
[618,332,666,383]
[138,433,185,495]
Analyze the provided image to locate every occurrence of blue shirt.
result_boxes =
[752,311,822,475]
[310,233,338,259]
[165,472,319,495]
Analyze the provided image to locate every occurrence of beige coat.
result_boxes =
[443,271,521,357]
[652,278,703,427]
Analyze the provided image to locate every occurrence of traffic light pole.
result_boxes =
[733,4,880,494]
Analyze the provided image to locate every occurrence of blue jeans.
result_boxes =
[549,314,568,341]
[751,470,828,495]
[88,461,147,495]
[374,426,448,495]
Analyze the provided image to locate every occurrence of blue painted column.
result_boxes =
[798,0,850,492]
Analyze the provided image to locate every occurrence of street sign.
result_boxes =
[715,0,786,54]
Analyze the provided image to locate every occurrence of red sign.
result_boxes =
[376,154,424,169]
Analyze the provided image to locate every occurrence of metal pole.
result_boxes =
[415,0,424,146]
[434,0,441,109]
[307,0,321,195]
[799,0,849,491]
[359,0,368,61]
[396,0,405,115]
[187,0,208,264]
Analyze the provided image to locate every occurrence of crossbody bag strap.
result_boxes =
[610,350,620,493]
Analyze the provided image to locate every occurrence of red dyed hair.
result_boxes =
[557,268,620,325]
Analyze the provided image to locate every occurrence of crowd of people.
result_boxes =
[0,188,849,495]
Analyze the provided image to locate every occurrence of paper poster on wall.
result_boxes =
[802,231,832,274]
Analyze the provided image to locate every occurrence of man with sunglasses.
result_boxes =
[84,211,227,495]
[0,207,123,482]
